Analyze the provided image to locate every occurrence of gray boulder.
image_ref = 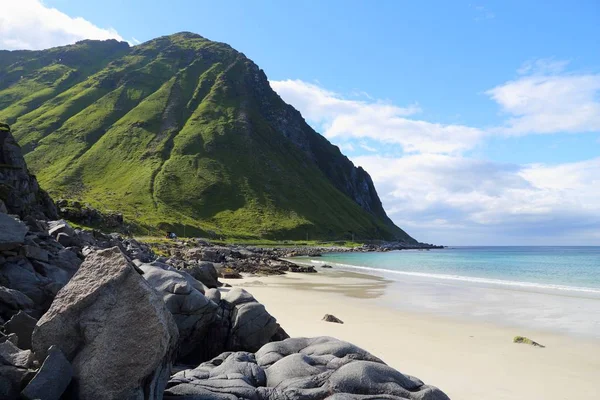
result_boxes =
[20,345,72,400]
[139,261,219,360]
[186,261,221,288]
[222,288,288,353]
[32,247,179,400]
[4,310,37,350]
[0,124,57,220]
[0,257,53,307]
[19,245,49,262]
[47,220,75,239]
[0,340,33,369]
[0,213,28,251]
[165,336,450,400]
[0,286,34,320]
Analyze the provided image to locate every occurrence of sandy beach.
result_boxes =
[222,269,600,400]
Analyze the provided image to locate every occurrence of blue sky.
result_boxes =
[1,0,599,245]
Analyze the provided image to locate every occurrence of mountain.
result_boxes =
[0,32,416,242]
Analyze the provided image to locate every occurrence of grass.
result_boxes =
[1,33,416,242]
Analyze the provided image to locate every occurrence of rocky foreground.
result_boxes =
[0,122,449,399]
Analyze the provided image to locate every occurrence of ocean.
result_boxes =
[292,247,600,337]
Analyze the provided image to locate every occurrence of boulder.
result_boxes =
[221,288,288,353]
[32,247,179,400]
[4,310,37,350]
[139,261,219,360]
[186,261,221,288]
[165,336,450,400]
[20,245,49,262]
[47,220,75,239]
[0,258,53,307]
[0,364,32,400]
[0,286,34,320]
[0,213,28,251]
[21,345,72,400]
[0,340,33,369]
[0,125,57,220]
[55,232,72,247]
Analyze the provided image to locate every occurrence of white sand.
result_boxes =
[222,270,600,400]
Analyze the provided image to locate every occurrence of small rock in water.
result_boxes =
[513,335,545,348]
[321,264,333,268]
[323,314,344,324]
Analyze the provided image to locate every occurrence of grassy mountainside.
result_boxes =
[0,33,416,242]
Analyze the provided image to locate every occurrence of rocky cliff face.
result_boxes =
[244,61,396,224]
[0,123,57,220]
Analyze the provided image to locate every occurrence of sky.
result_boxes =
[1,0,599,245]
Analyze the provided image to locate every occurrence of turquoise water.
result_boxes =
[293,247,600,336]
[308,246,600,293]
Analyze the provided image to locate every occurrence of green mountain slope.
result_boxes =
[0,33,416,242]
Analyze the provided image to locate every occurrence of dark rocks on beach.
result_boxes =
[32,247,179,400]
[165,336,450,400]
[322,314,344,324]
[321,264,333,268]
[4,310,37,350]
[21,345,72,400]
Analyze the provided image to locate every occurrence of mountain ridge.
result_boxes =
[0,32,417,242]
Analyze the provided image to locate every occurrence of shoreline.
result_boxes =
[222,269,600,400]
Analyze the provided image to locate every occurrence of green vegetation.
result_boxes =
[513,336,545,348]
[0,32,416,242]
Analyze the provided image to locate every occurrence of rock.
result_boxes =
[0,213,28,251]
[0,332,19,346]
[222,288,288,353]
[4,310,37,350]
[21,345,72,400]
[55,232,72,247]
[322,314,344,324]
[199,248,227,263]
[0,340,33,368]
[219,267,242,279]
[166,336,450,400]
[186,261,221,288]
[513,336,545,348]
[139,261,219,361]
[322,264,333,268]
[0,259,53,307]
[53,248,82,273]
[32,247,179,400]
[20,245,49,262]
[205,288,221,303]
[0,125,57,220]
[47,220,75,239]
[0,286,34,320]
[0,363,32,400]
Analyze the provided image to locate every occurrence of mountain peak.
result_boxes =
[0,34,416,242]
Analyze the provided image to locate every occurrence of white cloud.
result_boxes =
[359,142,377,152]
[0,0,125,50]
[352,154,600,244]
[270,62,600,244]
[271,79,484,154]
[487,62,600,135]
